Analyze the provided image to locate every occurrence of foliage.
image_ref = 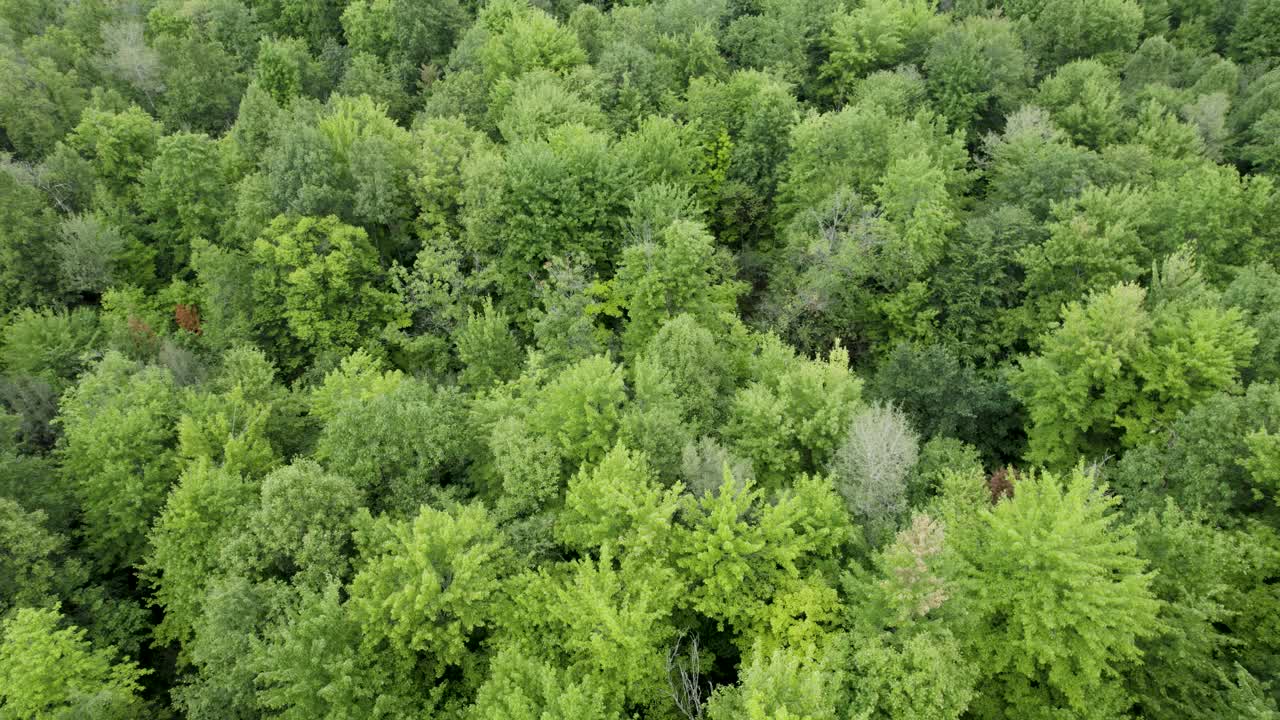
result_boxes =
[348,503,508,695]
[610,219,744,358]
[952,466,1162,719]
[251,214,400,374]
[724,340,863,486]
[0,607,147,719]
[58,352,180,570]
[315,376,467,515]
[1013,281,1256,469]
[5,2,1280,716]
[1110,382,1280,525]
[819,0,946,105]
[829,402,920,546]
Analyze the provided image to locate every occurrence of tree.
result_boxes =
[0,497,70,616]
[100,19,165,112]
[252,35,326,105]
[468,649,613,720]
[336,52,414,122]
[251,582,382,719]
[610,219,744,358]
[59,352,180,570]
[680,70,799,248]
[724,340,863,486]
[1127,503,1280,719]
[527,354,628,474]
[1110,382,1280,525]
[139,131,232,276]
[529,255,605,371]
[474,0,587,90]
[706,645,842,720]
[829,402,921,546]
[348,503,508,700]
[500,546,682,713]
[0,307,99,392]
[1036,60,1128,149]
[423,0,587,130]
[144,459,255,652]
[410,116,489,246]
[845,626,975,720]
[842,514,979,720]
[675,469,850,652]
[315,377,467,516]
[1016,185,1153,334]
[260,95,417,243]
[176,343,298,478]
[587,0,727,131]
[0,46,87,159]
[818,0,947,105]
[924,15,1031,137]
[1233,262,1280,381]
[54,213,128,297]
[951,466,1161,719]
[461,123,628,321]
[149,22,248,133]
[722,0,842,96]
[634,314,742,435]
[1013,281,1255,470]
[251,215,400,374]
[1230,0,1280,64]
[237,460,364,588]
[493,70,607,144]
[65,105,162,209]
[1012,0,1144,68]
[868,343,1018,459]
[558,443,680,559]
[456,298,522,390]
[0,607,147,719]
[0,162,61,310]
[979,106,1100,222]
[1147,165,1277,284]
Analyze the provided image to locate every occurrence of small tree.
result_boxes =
[830,402,920,545]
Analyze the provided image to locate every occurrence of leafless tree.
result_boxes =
[101,20,165,113]
[666,632,708,720]
[830,401,920,545]
[681,436,754,499]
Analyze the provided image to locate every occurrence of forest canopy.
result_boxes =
[2,0,1280,718]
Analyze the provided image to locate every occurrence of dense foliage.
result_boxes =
[2,0,1280,717]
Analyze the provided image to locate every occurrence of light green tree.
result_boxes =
[467,649,614,720]
[143,459,255,653]
[0,606,147,719]
[819,0,947,105]
[724,340,863,486]
[500,546,682,712]
[707,644,843,720]
[59,352,180,570]
[952,466,1162,720]
[558,443,681,559]
[1013,281,1255,469]
[348,503,508,692]
[251,215,400,374]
